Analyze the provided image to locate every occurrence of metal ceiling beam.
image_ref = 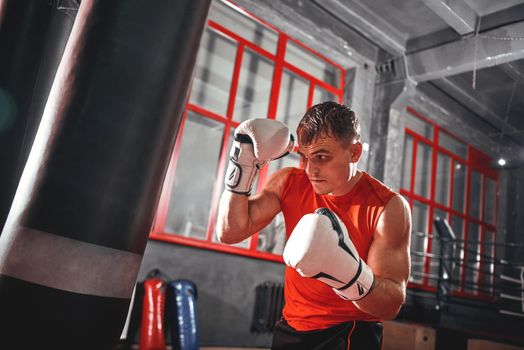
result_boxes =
[407,21,524,83]
[422,0,477,35]
[433,77,523,146]
[499,60,524,82]
[232,0,380,64]
[311,0,406,55]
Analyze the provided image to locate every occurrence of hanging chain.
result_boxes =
[472,18,481,90]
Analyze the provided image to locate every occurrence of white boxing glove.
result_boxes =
[225,118,294,195]
[283,208,375,301]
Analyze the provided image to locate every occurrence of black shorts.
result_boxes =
[271,319,383,350]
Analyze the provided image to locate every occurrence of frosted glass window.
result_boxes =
[233,48,274,122]
[401,135,413,190]
[452,161,466,212]
[435,153,451,206]
[285,40,339,86]
[469,171,482,219]
[276,70,309,135]
[313,86,337,106]
[405,112,433,140]
[414,143,432,198]
[439,131,467,159]
[165,113,224,239]
[484,178,496,225]
[189,28,236,116]
[208,0,278,54]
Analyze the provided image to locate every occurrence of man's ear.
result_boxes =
[350,142,363,163]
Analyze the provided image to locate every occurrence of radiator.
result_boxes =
[251,282,284,333]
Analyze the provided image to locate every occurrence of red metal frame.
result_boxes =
[307,82,315,108]
[150,0,346,262]
[423,126,439,286]
[402,107,499,299]
[461,152,473,293]
[267,33,287,119]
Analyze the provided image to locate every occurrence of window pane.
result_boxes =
[165,113,224,239]
[414,142,432,198]
[285,40,340,86]
[452,161,466,212]
[465,223,480,293]
[450,216,464,241]
[313,86,337,106]
[435,153,451,206]
[481,231,495,295]
[450,216,464,291]
[405,111,433,140]
[401,135,413,190]
[258,213,286,254]
[429,209,448,286]
[276,70,309,134]
[233,49,274,122]
[189,28,237,116]
[439,131,467,159]
[208,0,278,54]
[469,171,482,219]
[410,201,429,284]
[484,178,496,225]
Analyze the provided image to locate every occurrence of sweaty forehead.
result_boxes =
[297,136,341,154]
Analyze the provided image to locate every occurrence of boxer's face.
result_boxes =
[298,135,362,196]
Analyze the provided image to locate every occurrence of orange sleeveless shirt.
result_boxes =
[280,168,396,331]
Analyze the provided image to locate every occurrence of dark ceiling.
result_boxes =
[313,0,524,153]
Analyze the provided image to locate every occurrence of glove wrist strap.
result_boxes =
[334,260,375,301]
[225,141,260,195]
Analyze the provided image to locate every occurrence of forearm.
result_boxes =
[217,118,292,244]
[353,276,406,320]
[216,191,250,244]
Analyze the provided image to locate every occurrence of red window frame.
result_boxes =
[149,0,346,262]
[401,106,499,299]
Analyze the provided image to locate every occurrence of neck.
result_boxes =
[329,169,363,196]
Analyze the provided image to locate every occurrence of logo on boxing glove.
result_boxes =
[283,207,375,301]
[225,119,294,195]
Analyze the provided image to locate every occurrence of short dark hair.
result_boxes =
[297,101,360,146]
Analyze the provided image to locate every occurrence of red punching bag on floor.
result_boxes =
[140,278,166,350]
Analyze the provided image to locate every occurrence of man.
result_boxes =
[217,101,411,349]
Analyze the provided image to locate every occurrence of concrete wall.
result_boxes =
[138,240,285,347]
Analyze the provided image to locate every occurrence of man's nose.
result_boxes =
[305,160,318,177]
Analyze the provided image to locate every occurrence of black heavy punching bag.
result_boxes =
[0,0,78,232]
[0,0,210,349]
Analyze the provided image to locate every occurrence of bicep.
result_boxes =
[246,167,293,234]
[367,195,412,285]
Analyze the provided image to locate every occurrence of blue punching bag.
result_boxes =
[167,280,199,350]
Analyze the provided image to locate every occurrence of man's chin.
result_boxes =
[311,183,330,195]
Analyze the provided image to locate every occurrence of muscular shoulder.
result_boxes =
[261,167,297,199]
[385,193,410,214]
[376,194,411,243]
